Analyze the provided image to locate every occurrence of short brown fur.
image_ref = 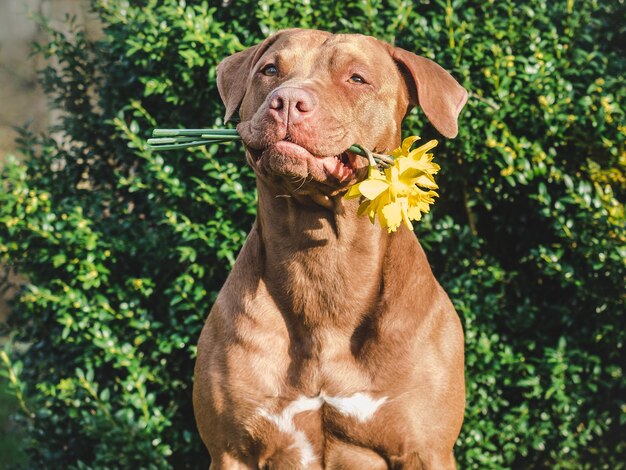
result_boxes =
[194,29,467,469]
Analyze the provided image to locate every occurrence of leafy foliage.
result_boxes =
[0,0,624,468]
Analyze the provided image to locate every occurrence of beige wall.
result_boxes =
[0,0,101,321]
[0,0,100,158]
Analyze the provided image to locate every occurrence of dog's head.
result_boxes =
[217,29,467,197]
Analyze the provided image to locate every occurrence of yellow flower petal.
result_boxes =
[400,198,414,230]
[391,135,421,158]
[407,205,423,221]
[368,167,387,179]
[344,183,362,199]
[408,139,438,159]
[396,157,414,175]
[411,173,439,189]
[381,200,403,232]
[397,157,434,176]
[387,166,402,198]
[403,135,420,148]
[358,178,390,200]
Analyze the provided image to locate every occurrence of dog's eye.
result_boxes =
[260,64,278,76]
[349,74,366,84]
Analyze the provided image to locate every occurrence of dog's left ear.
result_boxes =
[391,47,468,138]
[217,33,285,123]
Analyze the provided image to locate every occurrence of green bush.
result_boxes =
[1,0,624,468]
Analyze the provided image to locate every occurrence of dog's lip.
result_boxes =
[253,140,359,183]
[274,140,317,160]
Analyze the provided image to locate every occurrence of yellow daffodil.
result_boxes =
[345,136,440,233]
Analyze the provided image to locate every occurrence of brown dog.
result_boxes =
[193,29,467,469]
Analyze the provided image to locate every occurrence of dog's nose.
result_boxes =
[268,87,316,125]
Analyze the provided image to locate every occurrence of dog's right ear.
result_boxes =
[217,33,284,123]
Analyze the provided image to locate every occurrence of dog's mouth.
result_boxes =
[319,148,360,182]
[247,140,363,185]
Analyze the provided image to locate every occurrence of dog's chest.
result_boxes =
[239,324,412,467]
[252,391,401,468]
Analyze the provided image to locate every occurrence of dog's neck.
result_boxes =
[255,181,389,330]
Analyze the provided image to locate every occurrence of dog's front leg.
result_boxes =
[387,450,457,470]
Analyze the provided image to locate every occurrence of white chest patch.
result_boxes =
[257,392,388,466]
[322,392,388,423]
[257,396,324,467]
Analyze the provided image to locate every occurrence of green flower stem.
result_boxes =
[200,134,241,140]
[148,140,213,150]
[348,145,394,167]
[148,137,207,144]
[148,128,395,168]
[152,128,239,137]
[372,153,395,166]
